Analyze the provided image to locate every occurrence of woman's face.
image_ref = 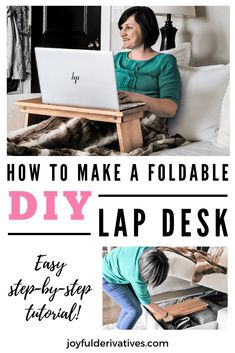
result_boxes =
[120,15,143,50]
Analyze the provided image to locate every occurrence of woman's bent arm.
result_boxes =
[145,301,174,322]
[118,91,178,118]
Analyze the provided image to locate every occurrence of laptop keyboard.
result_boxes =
[119,102,145,111]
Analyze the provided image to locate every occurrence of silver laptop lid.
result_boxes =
[35,47,120,111]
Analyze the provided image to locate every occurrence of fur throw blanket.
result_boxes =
[157,247,227,284]
[7,114,185,156]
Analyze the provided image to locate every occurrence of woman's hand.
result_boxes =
[154,311,174,322]
[118,90,177,118]
[146,302,174,322]
[118,90,143,103]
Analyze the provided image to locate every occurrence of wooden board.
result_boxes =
[164,298,208,317]
[15,97,146,153]
[15,97,146,119]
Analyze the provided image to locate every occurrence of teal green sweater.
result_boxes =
[103,247,152,305]
[114,51,181,105]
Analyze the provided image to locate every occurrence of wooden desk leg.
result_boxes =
[116,119,143,153]
[24,112,29,128]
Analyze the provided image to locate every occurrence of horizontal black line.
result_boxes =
[98,194,227,198]
[8,233,91,236]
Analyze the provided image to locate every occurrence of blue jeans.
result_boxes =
[103,278,142,329]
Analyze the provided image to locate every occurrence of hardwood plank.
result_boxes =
[23,112,29,128]
[19,106,123,123]
[15,98,146,152]
[16,98,124,117]
[16,97,146,118]
[116,119,143,153]
[164,298,208,317]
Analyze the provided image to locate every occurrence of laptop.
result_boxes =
[35,47,145,111]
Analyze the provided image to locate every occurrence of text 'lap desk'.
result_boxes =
[15,98,146,153]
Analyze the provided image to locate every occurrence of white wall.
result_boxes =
[110,6,230,66]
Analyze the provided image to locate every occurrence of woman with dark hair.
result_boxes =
[103,247,173,330]
[115,6,181,118]
[7,6,182,156]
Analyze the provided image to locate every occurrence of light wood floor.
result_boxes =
[103,292,121,325]
[102,292,171,325]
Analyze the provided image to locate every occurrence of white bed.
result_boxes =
[7,44,230,156]
[152,141,228,156]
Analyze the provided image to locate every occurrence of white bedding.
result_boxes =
[151,141,229,156]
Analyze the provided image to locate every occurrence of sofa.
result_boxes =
[142,246,228,330]
[163,246,227,293]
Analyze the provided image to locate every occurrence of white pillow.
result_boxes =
[168,64,230,141]
[216,83,230,148]
[161,42,191,66]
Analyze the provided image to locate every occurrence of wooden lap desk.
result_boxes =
[164,298,209,317]
[15,98,146,153]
